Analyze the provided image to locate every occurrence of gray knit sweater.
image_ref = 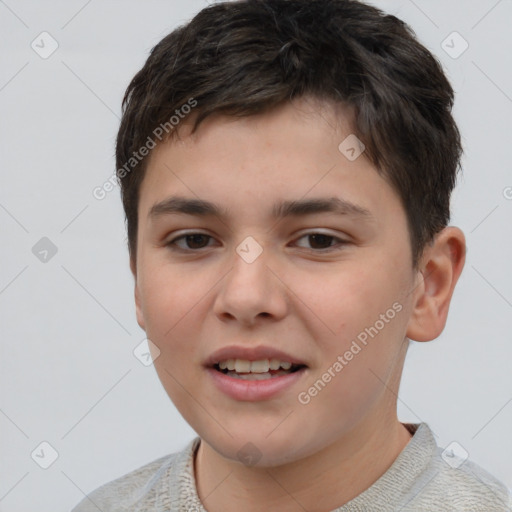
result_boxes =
[71,423,511,511]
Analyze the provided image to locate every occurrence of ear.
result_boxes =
[406,227,466,342]
[130,256,146,331]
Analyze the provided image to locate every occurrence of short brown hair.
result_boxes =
[116,0,462,269]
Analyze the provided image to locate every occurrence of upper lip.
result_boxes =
[205,345,307,367]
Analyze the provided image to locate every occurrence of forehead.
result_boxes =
[138,98,403,226]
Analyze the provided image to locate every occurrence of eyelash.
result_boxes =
[165,232,349,253]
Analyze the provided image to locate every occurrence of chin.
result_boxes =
[199,425,319,469]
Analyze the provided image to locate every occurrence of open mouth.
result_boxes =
[212,359,307,381]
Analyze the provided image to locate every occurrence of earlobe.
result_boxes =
[406,227,466,342]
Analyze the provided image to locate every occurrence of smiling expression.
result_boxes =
[131,97,421,466]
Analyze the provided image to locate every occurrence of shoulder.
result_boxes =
[358,423,512,511]
[70,439,198,512]
[404,429,512,511]
[422,451,512,510]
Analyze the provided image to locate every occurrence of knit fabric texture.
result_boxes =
[71,423,512,511]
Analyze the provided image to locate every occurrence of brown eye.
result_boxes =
[307,234,335,249]
[167,233,214,251]
[295,232,348,252]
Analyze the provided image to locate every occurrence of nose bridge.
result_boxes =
[229,236,273,296]
[213,235,288,322]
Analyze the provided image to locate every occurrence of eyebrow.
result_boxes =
[148,195,374,221]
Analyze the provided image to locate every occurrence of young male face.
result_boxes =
[131,96,448,468]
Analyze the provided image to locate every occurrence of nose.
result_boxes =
[212,243,289,327]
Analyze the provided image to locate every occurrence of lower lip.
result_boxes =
[206,367,307,401]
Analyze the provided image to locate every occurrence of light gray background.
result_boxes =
[1,1,511,511]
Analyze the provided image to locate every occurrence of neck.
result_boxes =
[194,414,413,512]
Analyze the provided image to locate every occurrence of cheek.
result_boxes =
[299,262,406,339]
[299,262,410,396]
[139,260,206,338]
[138,266,206,406]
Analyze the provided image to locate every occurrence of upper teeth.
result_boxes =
[218,359,293,373]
